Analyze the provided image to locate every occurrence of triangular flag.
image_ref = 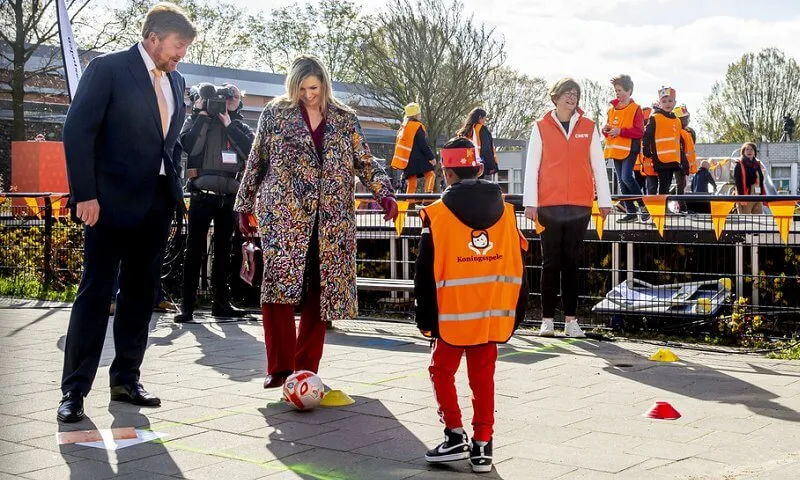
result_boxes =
[709,200,735,240]
[354,200,360,211]
[534,215,545,234]
[591,200,605,239]
[642,195,668,237]
[394,200,409,237]
[768,200,797,245]
[24,197,41,218]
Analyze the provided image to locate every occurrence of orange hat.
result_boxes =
[659,86,676,99]
[441,147,479,168]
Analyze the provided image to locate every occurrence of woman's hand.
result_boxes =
[380,196,399,221]
[524,206,538,222]
[238,212,257,237]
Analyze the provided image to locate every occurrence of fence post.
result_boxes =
[751,234,759,308]
[735,239,744,300]
[612,242,620,287]
[389,238,397,300]
[626,242,634,282]
[43,196,53,294]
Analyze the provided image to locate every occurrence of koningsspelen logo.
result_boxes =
[468,230,494,255]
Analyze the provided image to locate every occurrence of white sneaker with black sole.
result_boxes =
[470,438,493,473]
[425,428,470,463]
[564,320,586,338]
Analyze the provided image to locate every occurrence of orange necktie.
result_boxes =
[152,68,169,138]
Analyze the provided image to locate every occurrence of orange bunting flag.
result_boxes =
[591,200,605,240]
[394,200,409,237]
[354,200,361,211]
[709,200,736,240]
[534,214,545,234]
[768,200,797,245]
[24,197,41,218]
[642,195,668,237]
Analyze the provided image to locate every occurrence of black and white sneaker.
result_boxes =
[424,428,470,463]
[470,438,493,473]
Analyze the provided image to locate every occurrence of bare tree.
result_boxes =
[700,48,800,142]
[356,0,505,152]
[580,78,614,129]
[248,0,368,82]
[1,0,94,142]
[83,0,253,67]
[482,67,549,140]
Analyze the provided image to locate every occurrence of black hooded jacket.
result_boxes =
[414,179,529,340]
[642,108,688,172]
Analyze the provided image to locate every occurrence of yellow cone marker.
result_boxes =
[320,389,355,407]
[649,348,680,362]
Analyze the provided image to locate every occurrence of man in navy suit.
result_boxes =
[58,3,196,423]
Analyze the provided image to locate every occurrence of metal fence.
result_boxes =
[1,192,799,336]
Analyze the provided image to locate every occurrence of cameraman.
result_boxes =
[175,83,254,322]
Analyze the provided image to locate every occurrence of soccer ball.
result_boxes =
[282,370,325,410]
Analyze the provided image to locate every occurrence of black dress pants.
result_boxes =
[62,178,175,395]
[180,192,236,312]
[537,205,592,318]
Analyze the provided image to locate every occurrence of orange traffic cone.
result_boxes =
[644,401,681,420]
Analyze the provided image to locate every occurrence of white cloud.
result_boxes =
[240,0,800,122]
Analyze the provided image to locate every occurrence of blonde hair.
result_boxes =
[141,2,196,41]
[271,55,352,113]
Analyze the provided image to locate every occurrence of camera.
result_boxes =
[191,83,235,117]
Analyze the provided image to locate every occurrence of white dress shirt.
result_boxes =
[522,110,612,208]
[137,42,173,176]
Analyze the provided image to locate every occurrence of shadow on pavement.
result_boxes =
[586,340,800,422]
[59,406,180,478]
[256,396,507,479]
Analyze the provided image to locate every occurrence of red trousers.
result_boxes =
[261,288,326,376]
[429,339,497,442]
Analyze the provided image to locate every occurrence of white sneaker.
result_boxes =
[564,320,586,338]
[539,318,555,337]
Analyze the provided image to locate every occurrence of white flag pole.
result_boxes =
[56,0,82,102]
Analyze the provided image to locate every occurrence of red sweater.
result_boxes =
[603,98,644,139]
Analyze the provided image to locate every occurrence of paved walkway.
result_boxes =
[0,305,798,479]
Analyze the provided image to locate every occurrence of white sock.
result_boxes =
[476,440,488,447]
[565,316,577,324]
[451,427,464,434]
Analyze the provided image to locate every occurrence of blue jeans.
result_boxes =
[613,153,644,213]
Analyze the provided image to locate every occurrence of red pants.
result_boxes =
[261,288,326,376]
[429,339,497,442]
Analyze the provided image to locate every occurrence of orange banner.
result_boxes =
[768,200,797,245]
[710,200,736,240]
[56,427,137,445]
[394,200,409,237]
[591,200,605,240]
[642,195,668,237]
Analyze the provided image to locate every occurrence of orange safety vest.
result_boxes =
[537,112,596,207]
[603,101,639,160]
[640,153,657,176]
[392,119,425,170]
[681,129,697,174]
[473,124,498,167]
[633,156,642,171]
[653,113,682,164]
[420,200,527,347]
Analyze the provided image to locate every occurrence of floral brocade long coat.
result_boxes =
[234,101,394,322]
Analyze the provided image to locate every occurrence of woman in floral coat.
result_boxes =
[235,55,398,388]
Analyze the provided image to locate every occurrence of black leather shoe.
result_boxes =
[110,383,161,407]
[174,312,194,323]
[57,391,85,423]
[211,303,246,318]
[263,371,291,389]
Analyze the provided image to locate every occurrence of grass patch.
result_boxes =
[0,275,77,303]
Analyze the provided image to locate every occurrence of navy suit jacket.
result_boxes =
[64,44,185,228]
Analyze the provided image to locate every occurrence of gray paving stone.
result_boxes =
[0,449,82,475]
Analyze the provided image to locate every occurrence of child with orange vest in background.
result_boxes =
[673,104,698,176]
[602,74,646,222]
[392,103,437,200]
[642,86,689,212]
[415,136,529,473]
[638,106,659,195]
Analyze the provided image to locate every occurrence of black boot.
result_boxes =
[175,295,195,323]
[211,301,246,318]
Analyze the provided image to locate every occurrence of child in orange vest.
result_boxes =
[415,136,529,473]
[642,86,689,210]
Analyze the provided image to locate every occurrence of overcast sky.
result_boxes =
[242,0,800,120]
